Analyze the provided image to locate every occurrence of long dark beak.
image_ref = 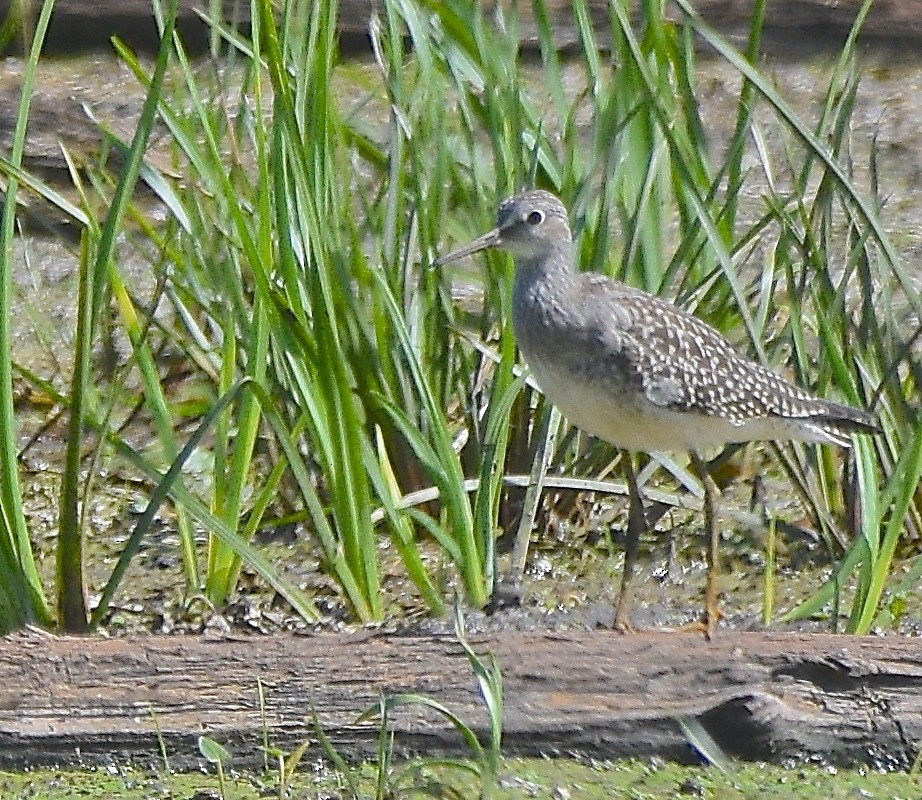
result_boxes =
[431,227,503,268]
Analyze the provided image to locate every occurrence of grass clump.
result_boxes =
[0,0,916,636]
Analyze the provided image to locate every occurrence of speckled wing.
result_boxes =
[585,277,878,440]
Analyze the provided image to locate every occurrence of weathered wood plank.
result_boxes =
[2,1,922,55]
[2,629,921,770]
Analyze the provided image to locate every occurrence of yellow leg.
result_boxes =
[692,452,722,640]
[614,452,645,633]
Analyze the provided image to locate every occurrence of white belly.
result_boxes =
[526,356,825,453]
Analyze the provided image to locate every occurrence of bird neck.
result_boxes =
[511,239,578,335]
[516,238,576,284]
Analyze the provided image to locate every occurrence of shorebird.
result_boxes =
[434,189,879,637]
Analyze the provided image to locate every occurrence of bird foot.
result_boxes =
[613,617,637,634]
[706,603,726,640]
[676,605,725,640]
[686,606,726,640]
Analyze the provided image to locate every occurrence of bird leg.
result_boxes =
[691,451,722,640]
[614,452,645,632]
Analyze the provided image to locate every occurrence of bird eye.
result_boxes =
[526,210,544,226]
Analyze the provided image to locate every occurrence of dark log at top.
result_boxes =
[3,1,922,56]
[2,628,922,770]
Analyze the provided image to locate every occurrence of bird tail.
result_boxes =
[811,401,881,446]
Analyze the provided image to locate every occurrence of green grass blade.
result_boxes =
[0,0,56,630]
[57,0,181,632]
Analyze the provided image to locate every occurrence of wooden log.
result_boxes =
[1,629,921,770]
[1,1,922,55]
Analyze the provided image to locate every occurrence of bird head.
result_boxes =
[433,189,572,268]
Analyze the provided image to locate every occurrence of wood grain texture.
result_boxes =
[2,1,921,55]
[2,629,921,769]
